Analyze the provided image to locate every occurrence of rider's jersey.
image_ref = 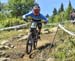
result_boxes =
[22,12,48,22]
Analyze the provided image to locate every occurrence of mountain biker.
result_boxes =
[70,10,75,20]
[70,9,75,24]
[22,4,48,39]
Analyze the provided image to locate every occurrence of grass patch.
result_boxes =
[64,22,75,32]
[0,29,28,41]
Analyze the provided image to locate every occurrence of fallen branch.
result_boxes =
[58,24,75,36]
[0,24,28,31]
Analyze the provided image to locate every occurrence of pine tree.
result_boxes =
[0,2,3,11]
[64,0,73,20]
[53,8,57,16]
[58,3,64,13]
[46,14,49,18]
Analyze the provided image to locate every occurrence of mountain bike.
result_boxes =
[26,20,41,54]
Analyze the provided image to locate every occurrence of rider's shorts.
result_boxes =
[37,23,42,29]
[30,22,42,32]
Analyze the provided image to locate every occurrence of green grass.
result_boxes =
[48,23,75,61]
[0,22,75,61]
[64,22,75,32]
[0,17,25,28]
[0,29,28,41]
[32,23,75,61]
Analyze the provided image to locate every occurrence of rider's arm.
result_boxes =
[40,14,48,23]
[22,13,33,22]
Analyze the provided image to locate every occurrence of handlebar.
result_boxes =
[23,16,47,24]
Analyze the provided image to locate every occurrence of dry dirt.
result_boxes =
[0,28,57,61]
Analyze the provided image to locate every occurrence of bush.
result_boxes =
[0,17,25,28]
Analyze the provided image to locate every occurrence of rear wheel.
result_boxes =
[33,41,37,49]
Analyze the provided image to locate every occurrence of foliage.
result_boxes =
[64,1,73,20]
[0,18,25,28]
[53,8,57,16]
[8,0,34,17]
[0,0,74,28]
[46,14,49,18]
[0,29,28,40]
[64,22,75,32]
[48,1,73,23]
[58,3,64,13]
[0,1,3,11]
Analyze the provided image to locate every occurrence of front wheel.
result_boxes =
[33,31,38,49]
[26,35,33,54]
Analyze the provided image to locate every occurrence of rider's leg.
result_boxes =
[37,23,42,39]
[38,28,41,35]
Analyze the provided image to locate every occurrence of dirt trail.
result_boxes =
[0,27,57,61]
[23,33,55,61]
[6,33,55,61]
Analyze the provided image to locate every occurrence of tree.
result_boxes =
[46,14,49,18]
[0,2,3,11]
[58,3,64,13]
[53,8,57,16]
[64,0,73,20]
[8,0,34,17]
[0,2,1,11]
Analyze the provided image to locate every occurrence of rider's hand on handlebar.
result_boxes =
[22,18,28,22]
[44,22,47,24]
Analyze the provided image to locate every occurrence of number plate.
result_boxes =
[31,22,37,28]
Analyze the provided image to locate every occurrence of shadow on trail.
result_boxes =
[29,42,55,59]
[37,43,54,50]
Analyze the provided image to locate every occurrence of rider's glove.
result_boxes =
[44,21,47,24]
[22,15,28,22]
[23,19,28,22]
